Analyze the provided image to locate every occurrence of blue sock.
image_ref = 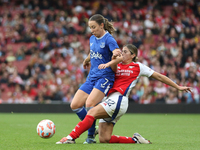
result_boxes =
[88,119,96,137]
[72,106,87,120]
[86,107,96,137]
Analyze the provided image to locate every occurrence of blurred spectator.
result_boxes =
[129,89,140,103]
[32,0,40,10]
[32,6,44,19]
[20,93,33,103]
[3,14,15,27]
[20,68,31,82]
[58,42,74,57]
[20,0,32,10]
[40,0,50,10]
[62,86,75,103]
[9,70,24,85]
[144,29,154,44]
[35,90,49,104]
[0,71,9,84]
[144,15,154,29]
[70,35,81,49]
[140,89,153,104]
[184,92,194,104]
[16,48,25,61]
[47,26,57,40]
[0,46,5,58]
[155,93,166,103]
[166,91,179,104]
[55,0,65,10]
[7,92,20,104]
[6,62,16,75]
[6,51,16,62]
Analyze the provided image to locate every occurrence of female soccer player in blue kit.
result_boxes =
[68,14,121,143]
[56,44,192,144]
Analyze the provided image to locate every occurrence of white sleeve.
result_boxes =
[137,62,154,77]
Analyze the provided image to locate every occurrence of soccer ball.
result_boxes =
[37,119,56,138]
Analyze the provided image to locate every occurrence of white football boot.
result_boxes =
[133,133,152,144]
[56,137,75,144]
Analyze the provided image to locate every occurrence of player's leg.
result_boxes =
[98,119,150,144]
[70,80,93,121]
[98,121,113,143]
[98,116,138,143]
[84,77,114,143]
[84,89,107,144]
[97,94,151,144]
[98,93,142,144]
[98,120,151,144]
[70,90,88,120]
[56,104,109,144]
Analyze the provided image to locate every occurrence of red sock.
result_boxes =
[69,115,95,139]
[109,135,136,143]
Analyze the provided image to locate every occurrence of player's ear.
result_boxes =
[131,53,136,59]
[100,23,104,29]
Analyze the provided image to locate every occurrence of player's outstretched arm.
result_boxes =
[98,55,123,72]
[150,72,192,93]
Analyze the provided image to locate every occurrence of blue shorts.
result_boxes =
[79,77,114,96]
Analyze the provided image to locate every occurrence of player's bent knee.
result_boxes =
[70,102,83,110]
[85,101,95,108]
[99,136,110,143]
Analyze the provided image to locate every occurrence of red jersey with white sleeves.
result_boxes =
[107,62,154,97]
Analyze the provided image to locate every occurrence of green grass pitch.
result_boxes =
[1,113,200,150]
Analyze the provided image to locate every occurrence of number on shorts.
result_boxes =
[101,78,109,88]
[105,99,115,107]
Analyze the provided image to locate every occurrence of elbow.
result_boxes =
[151,72,163,81]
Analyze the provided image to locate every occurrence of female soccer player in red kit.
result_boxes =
[56,44,192,144]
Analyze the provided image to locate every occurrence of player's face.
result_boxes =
[122,46,135,64]
[88,21,104,38]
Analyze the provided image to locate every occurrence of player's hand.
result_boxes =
[178,86,192,93]
[98,63,109,69]
[112,49,121,59]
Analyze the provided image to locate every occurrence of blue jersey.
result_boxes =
[88,31,119,81]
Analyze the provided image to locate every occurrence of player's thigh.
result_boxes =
[85,88,105,107]
[98,122,114,143]
[70,90,89,109]
[87,104,110,119]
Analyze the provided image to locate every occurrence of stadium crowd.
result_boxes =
[0,0,200,104]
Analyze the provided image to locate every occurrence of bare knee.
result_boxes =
[70,101,83,110]
[98,122,113,143]
[85,100,95,108]
[99,135,111,143]
[70,90,88,110]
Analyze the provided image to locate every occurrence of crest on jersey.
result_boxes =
[100,42,105,48]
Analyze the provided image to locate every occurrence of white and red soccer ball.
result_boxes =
[37,119,56,138]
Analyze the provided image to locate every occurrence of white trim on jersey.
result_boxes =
[124,77,139,97]
[96,31,108,40]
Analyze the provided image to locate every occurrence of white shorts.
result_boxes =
[99,92,128,124]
